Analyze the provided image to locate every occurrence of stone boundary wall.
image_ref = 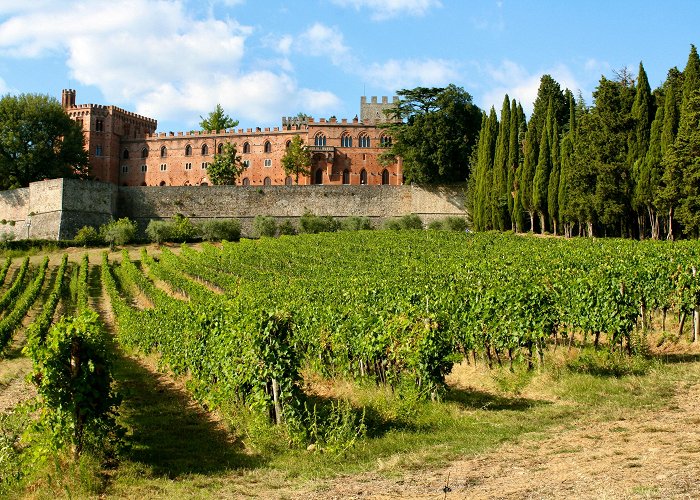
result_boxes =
[0,179,466,240]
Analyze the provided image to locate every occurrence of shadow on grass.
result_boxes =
[654,352,700,364]
[112,351,266,478]
[444,387,548,412]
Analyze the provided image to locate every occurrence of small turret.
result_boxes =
[61,89,76,109]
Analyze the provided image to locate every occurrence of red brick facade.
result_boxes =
[62,90,403,187]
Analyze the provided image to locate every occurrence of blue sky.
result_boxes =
[0,0,698,132]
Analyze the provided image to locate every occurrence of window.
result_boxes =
[217,143,223,154]
[243,142,250,153]
[95,119,104,132]
[264,177,271,186]
[76,119,83,129]
[159,181,166,186]
[141,164,147,172]
[359,134,370,148]
[341,134,352,148]
[242,177,250,186]
[380,135,392,147]
[160,164,167,171]
[160,146,167,158]
[201,144,209,155]
[285,176,293,186]
[382,169,390,185]
[242,160,250,168]
[185,144,192,156]
[360,169,367,185]
[95,145,102,156]
[264,159,272,167]
[314,168,323,185]
[123,149,129,159]
[185,162,192,170]
[201,162,209,169]
[264,141,272,153]
[342,169,350,185]
[141,147,149,158]
[314,134,326,147]
[286,140,292,150]
[121,165,128,173]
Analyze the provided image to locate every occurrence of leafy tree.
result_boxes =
[208,142,246,185]
[529,75,568,144]
[199,104,239,132]
[0,93,88,189]
[281,135,312,184]
[100,218,137,248]
[380,85,482,183]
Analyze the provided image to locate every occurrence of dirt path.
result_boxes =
[290,381,700,500]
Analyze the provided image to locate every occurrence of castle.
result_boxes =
[61,90,403,187]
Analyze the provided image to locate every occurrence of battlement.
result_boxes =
[360,95,399,124]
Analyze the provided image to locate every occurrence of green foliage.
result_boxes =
[26,311,124,458]
[340,216,372,231]
[0,256,29,313]
[73,226,103,247]
[254,215,277,237]
[278,220,297,236]
[26,255,68,347]
[208,142,246,185]
[567,349,652,377]
[380,85,482,183]
[383,214,423,230]
[299,212,340,234]
[305,400,366,455]
[100,218,137,247]
[281,135,312,184]
[199,104,238,132]
[198,218,241,241]
[0,93,88,189]
[427,216,467,231]
[145,220,172,244]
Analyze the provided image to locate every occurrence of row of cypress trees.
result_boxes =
[468,44,700,239]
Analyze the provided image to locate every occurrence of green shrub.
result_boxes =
[278,220,297,236]
[0,232,15,243]
[427,219,444,230]
[73,226,103,247]
[99,218,137,247]
[384,214,423,230]
[145,220,173,244]
[427,216,468,232]
[198,219,241,241]
[170,213,200,242]
[566,349,652,377]
[341,216,372,231]
[254,215,277,238]
[299,212,340,234]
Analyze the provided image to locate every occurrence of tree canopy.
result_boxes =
[208,142,246,185]
[0,93,88,190]
[380,85,482,184]
[199,104,239,132]
[281,135,311,184]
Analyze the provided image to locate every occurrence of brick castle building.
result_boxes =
[61,89,403,187]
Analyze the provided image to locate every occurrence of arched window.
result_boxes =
[342,169,350,185]
[122,149,129,159]
[314,168,323,185]
[380,135,392,147]
[264,141,272,153]
[201,182,209,186]
[243,142,250,153]
[314,134,326,147]
[141,147,149,158]
[264,177,271,186]
[242,177,250,186]
[218,143,224,154]
[185,144,192,156]
[382,169,390,185]
[286,140,292,150]
[160,146,167,158]
[159,180,166,186]
[359,134,370,148]
[285,176,293,186]
[360,169,367,185]
[201,144,209,156]
[341,134,352,148]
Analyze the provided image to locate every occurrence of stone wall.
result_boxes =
[0,179,466,240]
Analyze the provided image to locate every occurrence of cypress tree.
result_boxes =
[681,45,700,109]
[630,62,654,237]
[548,120,561,235]
[519,124,538,231]
[558,133,574,237]
[506,99,520,229]
[533,100,554,233]
[658,68,684,239]
[471,113,488,230]
[491,95,511,230]
[636,102,664,238]
[473,109,498,230]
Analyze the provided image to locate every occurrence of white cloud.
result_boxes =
[330,0,441,20]
[479,60,582,116]
[297,23,351,66]
[0,0,341,129]
[365,58,459,91]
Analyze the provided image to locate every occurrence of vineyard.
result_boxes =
[1,231,700,496]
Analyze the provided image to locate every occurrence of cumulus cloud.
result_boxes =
[365,58,459,91]
[0,0,340,129]
[297,23,352,66]
[479,60,582,115]
[330,0,441,20]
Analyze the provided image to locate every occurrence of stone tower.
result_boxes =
[360,96,399,123]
